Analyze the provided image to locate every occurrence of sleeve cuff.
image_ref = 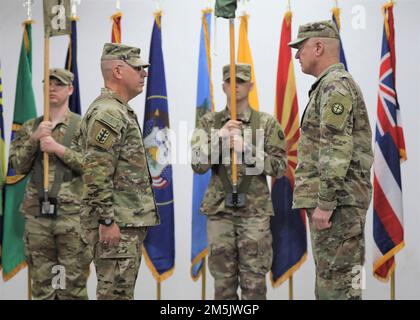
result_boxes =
[317,197,337,211]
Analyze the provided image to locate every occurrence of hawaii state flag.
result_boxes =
[373,2,406,281]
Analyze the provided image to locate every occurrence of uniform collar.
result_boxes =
[220,106,253,123]
[100,87,135,113]
[309,63,345,97]
[54,109,72,128]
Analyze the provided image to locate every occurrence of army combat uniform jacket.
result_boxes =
[10,111,83,216]
[79,88,160,229]
[192,107,287,217]
[293,63,373,211]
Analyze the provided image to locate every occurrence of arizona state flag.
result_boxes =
[270,11,307,287]
[190,9,214,281]
[142,11,175,283]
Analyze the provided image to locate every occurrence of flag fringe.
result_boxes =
[373,241,404,282]
[154,10,162,29]
[270,253,308,288]
[190,248,208,281]
[284,11,292,26]
[332,7,341,30]
[2,261,27,282]
[142,245,174,283]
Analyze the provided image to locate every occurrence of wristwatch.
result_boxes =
[98,218,114,227]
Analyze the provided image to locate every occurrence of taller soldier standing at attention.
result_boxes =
[10,69,90,300]
[79,43,160,300]
[289,21,373,300]
[192,63,287,300]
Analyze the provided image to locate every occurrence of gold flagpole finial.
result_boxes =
[71,0,81,18]
[23,0,34,21]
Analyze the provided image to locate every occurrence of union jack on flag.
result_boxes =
[373,3,406,281]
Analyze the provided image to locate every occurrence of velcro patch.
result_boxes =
[322,94,352,131]
[90,120,118,149]
[96,112,123,133]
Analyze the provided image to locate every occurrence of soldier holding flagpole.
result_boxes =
[8,0,90,300]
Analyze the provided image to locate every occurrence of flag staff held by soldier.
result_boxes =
[42,0,72,215]
[215,0,241,206]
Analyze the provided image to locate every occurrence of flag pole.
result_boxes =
[27,266,32,300]
[391,269,395,300]
[201,257,206,300]
[289,275,293,300]
[229,18,238,189]
[24,0,34,301]
[43,33,50,215]
[286,0,294,301]
[157,282,161,300]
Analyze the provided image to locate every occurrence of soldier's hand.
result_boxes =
[99,222,121,247]
[40,136,59,154]
[218,120,242,138]
[31,121,53,142]
[230,134,244,153]
[311,207,333,230]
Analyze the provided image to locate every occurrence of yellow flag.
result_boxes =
[237,14,259,110]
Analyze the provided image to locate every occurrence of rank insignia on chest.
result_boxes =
[96,128,111,144]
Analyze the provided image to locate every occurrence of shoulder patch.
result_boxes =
[322,93,352,131]
[89,120,118,150]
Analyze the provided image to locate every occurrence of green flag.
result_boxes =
[2,21,37,280]
[43,0,71,38]
[215,0,237,19]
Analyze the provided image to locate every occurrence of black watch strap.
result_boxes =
[98,218,114,227]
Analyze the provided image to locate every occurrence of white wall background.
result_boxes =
[0,0,419,300]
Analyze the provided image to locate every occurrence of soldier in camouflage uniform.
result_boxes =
[79,43,160,300]
[289,21,373,300]
[192,63,287,300]
[10,69,90,300]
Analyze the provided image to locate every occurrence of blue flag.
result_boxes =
[332,9,348,70]
[142,12,175,282]
[65,19,81,114]
[190,10,214,280]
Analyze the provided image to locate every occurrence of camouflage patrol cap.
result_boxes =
[288,20,340,49]
[101,43,150,68]
[223,63,252,82]
[49,68,74,85]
